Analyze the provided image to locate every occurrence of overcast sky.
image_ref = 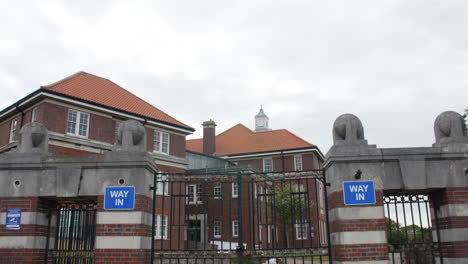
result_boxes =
[0,0,466,153]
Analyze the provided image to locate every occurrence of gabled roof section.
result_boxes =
[41,71,194,131]
[186,123,316,156]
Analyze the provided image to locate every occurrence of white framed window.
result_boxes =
[258,225,262,242]
[213,182,222,199]
[294,155,302,171]
[31,107,38,122]
[213,221,222,238]
[295,221,308,240]
[263,158,273,172]
[66,109,89,137]
[155,214,168,239]
[187,183,203,204]
[320,221,327,244]
[267,225,271,243]
[318,180,325,214]
[154,130,170,154]
[232,182,239,198]
[156,174,169,195]
[232,220,239,237]
[295,184,305,192]
[9,119,18,143]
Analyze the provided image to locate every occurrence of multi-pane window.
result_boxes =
[66,110,89,137]
[9,119,18,143]
[197,184,202,202]
[295,221,308,240]
[213,182,222,199]
[232,220,239,237]
[294,155,302,171]
[155,215,168,239]
[213,221,222,238]
[156,174,169,195]
[31,108,38,122]
[295,184,305,192]
[263,158,273,172]
[258,225,262,241]
[187,184,202,204]
[232,182,239,198]
[318,180,325,214]
[319,221,327,244]
[154,130,169,154]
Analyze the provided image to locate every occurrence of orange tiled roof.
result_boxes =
[41,71,193,131]
[186,124,315,156]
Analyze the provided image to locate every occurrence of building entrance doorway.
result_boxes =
[187,220,201,243]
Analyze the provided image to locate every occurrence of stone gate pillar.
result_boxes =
[0,123,51,263]
[431,111,468,264]
[325,114,389,263]
[0,121,159,264]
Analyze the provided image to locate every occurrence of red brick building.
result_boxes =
[0,71,194,172]
[187,107,324,172]
[185,107,327,250]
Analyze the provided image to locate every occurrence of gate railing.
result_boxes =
[45,199,97,264]
[384,194,443,264]
[150,169,331,264]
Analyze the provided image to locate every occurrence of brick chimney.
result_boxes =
[202,119,217,155]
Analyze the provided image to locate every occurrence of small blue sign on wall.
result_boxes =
[6,208,22,230]
[104,186,135,210]
[343,181,376,205]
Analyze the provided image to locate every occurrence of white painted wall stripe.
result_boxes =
[0,236,49,248]
[329,206,385,221]
[436,258,468,264]
[96,211,152,225]
[437,204,468,218]
[95,236,151,249]
[331,231,387,245]
[433,228,468,242]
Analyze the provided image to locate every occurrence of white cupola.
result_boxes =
[255,105,271,132]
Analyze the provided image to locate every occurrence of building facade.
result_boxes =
[0,71,194,173]
[185,107,327,250]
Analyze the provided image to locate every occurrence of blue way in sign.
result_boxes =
[104,186,135,210]
[343,181,376,205]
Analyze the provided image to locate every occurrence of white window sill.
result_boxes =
[66,132,89,139]
[153,150,169,155]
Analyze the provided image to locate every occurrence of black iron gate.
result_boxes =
[150,169,331,264]
[45,199,97,263]
[384,194,443,264]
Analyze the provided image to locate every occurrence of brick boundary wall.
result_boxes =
[95,195,153,263]
[328,189,389,263]
[95,249,151,264]
[0,197,50,263]
[433,187,468,262]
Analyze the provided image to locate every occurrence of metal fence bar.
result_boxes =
[149,170,330,264]
[384,194,444,264]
